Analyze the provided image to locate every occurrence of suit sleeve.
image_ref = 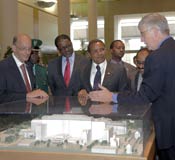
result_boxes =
[0,71,26,103]
[48,61,55,95]
[117,66,130,92]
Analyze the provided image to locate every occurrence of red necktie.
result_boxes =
[64,58,70,87]
[20,64,31,113]
[65,97,71,112]
[20,64,31,92]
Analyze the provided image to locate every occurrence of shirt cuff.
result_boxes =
[112,93,118,103]
[112,103,118,112]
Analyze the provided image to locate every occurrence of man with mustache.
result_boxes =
[78,39,129,97]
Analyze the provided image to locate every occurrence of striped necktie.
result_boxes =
[93,65,101,90]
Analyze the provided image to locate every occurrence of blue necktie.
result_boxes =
[93,65,101,90]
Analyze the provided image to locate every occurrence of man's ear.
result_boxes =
[11,45,16,53]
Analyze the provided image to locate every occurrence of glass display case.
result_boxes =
[0,96,155,160]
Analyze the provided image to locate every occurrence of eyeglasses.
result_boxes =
[136,60,145,65]
[59,44,72,51]
[16,46,32,52]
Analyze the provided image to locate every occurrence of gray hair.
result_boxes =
[138,13,170,35]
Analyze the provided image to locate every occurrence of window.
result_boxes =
[114,12,175,65]
[71,17,104,51]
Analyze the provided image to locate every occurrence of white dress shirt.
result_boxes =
[12,53,31,87]
[90,60,107,88]
[62,52,75,77]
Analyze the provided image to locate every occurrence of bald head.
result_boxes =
[12,33,32,63]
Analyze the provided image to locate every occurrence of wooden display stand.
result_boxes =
[0,131,155,160]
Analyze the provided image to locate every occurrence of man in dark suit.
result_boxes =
[0,33,48,104]
[78,39,128,97]
[48,34,87,96]
[130,48,150,92]
[88,13,175,160]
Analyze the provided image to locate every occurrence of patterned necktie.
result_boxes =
[93,65,101,90]
[20,64,31,92]
[20,64,32,113]
[64,58,70,87]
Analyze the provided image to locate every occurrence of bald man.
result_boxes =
[0,33,48,103]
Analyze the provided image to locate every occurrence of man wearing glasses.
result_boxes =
[88,13,175,160]
[131,48,150,92]
[48,34,87,96]
[0,33,48,104]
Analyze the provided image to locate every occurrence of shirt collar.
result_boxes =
[92,59,107,71]
[62,52,75,63]
[158,35,171,48]
[12,53,24,68]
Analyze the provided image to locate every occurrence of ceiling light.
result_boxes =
[36,0,57,8]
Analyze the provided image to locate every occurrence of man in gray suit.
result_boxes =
[110,40,137,89]
[48,34,87,96]
[78,39,128,97]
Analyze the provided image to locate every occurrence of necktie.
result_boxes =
[65,97,71,112]
[20,64,31,92]
[93,65,101,90]
[20,64,32,113]
[64,58,70,87]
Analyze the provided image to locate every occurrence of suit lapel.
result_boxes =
[26,63,35,89]
[102,62,113,86]
[8,56,27,90]
[86,61,93,90]
[57,57,66,87]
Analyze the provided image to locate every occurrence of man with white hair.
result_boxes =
[88,13,175,160]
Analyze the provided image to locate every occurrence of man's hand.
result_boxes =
[78,89,89,106]
[89,84,113,102]
[27,96,49,105]
[26,89,49,98]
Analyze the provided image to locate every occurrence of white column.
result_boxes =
[57,0,70,36]
[88,0,97,41]
[33,8,39,39]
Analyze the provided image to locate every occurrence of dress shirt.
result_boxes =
[62,52,75,77]
[137,73,143,91]
[90,60,107,88]
[12,53,31,87]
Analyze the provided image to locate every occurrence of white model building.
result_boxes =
[31,115,113,144]
[28,114,143,155]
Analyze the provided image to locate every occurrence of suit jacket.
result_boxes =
[118,37,175,149]
[130,71,141,92]
[80,60,129,92]
[0,55,35,103]
[48,54,87,96]
[110,59,137,91]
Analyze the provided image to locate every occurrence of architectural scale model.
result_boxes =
[0,114,145,156]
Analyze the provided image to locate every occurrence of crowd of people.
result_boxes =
[0,13,174,160]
